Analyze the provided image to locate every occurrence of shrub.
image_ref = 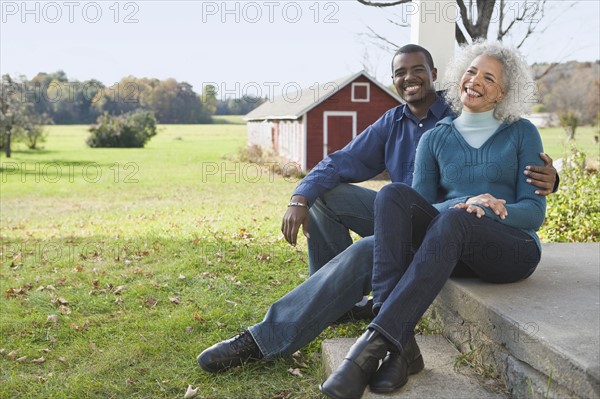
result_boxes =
[86,110,157,148]
[558,111,579,140]
[227,144,304,179]
[539,148,600,242]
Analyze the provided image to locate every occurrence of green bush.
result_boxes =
[86,110,157,148]
[539,148,600,242]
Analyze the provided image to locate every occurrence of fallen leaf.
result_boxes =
[293,357,308,368]
[73,264,84,272]
[38,376,47,383]
[112,285,126,295]
[225,300,238,307]
[70,321,89,332]
[40,348,51,353]
[145,297,158,308]
[47,315,59,323]
[184,385,199,399]
[3,287,26,298]
[31,357,46,364]
[16,356,28,362]
[57,357,67,364]
[169,297,181,305]
[115,297,123,305]
[58,305,71,315]
[287,368,303,377]
[7,350,19,360]
[184,326,193,334]
[125,377,136,385]
[178,274,186,280]
[193,312,205,323]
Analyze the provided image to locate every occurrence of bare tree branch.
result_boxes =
[386,17,410,28]
[534,63,559,81]
[356,0,412,7]
[363,26,401,50]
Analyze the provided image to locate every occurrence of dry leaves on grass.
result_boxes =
[287,368,304,377]
[184,385,200,398]
[3,286,28,298]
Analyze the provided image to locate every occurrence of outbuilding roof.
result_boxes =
[244,70,401,121]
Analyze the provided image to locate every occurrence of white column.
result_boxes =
[410,0,457,87]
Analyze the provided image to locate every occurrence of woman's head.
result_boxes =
[444,40,535,122]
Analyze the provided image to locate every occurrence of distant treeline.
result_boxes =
[6,71,266,124]
[533,60,599,125]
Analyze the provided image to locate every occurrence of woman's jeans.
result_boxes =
[369,183,541,351]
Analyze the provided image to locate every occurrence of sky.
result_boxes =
[1,0,599,100]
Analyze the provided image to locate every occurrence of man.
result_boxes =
[197,44,557,372]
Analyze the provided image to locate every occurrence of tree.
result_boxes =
[357,1,553,58]
[536,61,599,139]
[0,74,51,156]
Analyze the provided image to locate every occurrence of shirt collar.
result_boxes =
[397,91,450,122]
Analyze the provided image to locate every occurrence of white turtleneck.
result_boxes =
[453,109,502,149]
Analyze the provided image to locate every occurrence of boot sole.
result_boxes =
[319,383,363,399]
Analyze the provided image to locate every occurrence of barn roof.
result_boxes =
[244,70,401,121]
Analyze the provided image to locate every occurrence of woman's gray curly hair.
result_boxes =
[443,40,536,122]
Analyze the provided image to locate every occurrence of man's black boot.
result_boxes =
[369,335,424,393]
[319,328,391,399]
[334,298,374,324]
[197,330,263,373]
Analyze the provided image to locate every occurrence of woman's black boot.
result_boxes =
[369,335,424,393]
[319,329,391,399]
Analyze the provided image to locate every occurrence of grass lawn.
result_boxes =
[536,126,599,164]
[1,122,371,399]
[1,120,597,398]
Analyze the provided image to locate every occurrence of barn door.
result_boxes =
[323,111,357,158]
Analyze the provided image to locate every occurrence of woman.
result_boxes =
[320,40,546,399]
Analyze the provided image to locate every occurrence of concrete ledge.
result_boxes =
[322,336,508,399]
[431,243,600,399]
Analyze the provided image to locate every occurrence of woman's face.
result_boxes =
[460,55,505,113]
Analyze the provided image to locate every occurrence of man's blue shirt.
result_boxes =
[294,94,454,206]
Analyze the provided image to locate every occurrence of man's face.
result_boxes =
[392,52,437,105]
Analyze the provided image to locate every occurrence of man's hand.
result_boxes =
[455,193,507,219]
[281,195,310,246]
[524,152,557,196]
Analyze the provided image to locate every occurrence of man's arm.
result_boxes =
[525,152,559,196]
[281,109,395,246]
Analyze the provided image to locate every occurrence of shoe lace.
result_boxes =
[229,331,255,352]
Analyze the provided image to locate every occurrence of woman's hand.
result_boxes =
[452,202,486,218]
[453,193,507,219]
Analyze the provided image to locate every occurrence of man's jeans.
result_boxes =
[369,184,541,351]
[248,236,374,360]
[307,184,377,275]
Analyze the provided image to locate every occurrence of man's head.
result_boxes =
[391,44,438,109]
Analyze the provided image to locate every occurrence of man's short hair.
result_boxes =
[391,44,435,71]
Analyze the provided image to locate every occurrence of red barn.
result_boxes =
[244,71,401,172]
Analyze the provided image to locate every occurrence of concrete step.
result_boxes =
[431,243,600,399]
[321,335,508,399]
